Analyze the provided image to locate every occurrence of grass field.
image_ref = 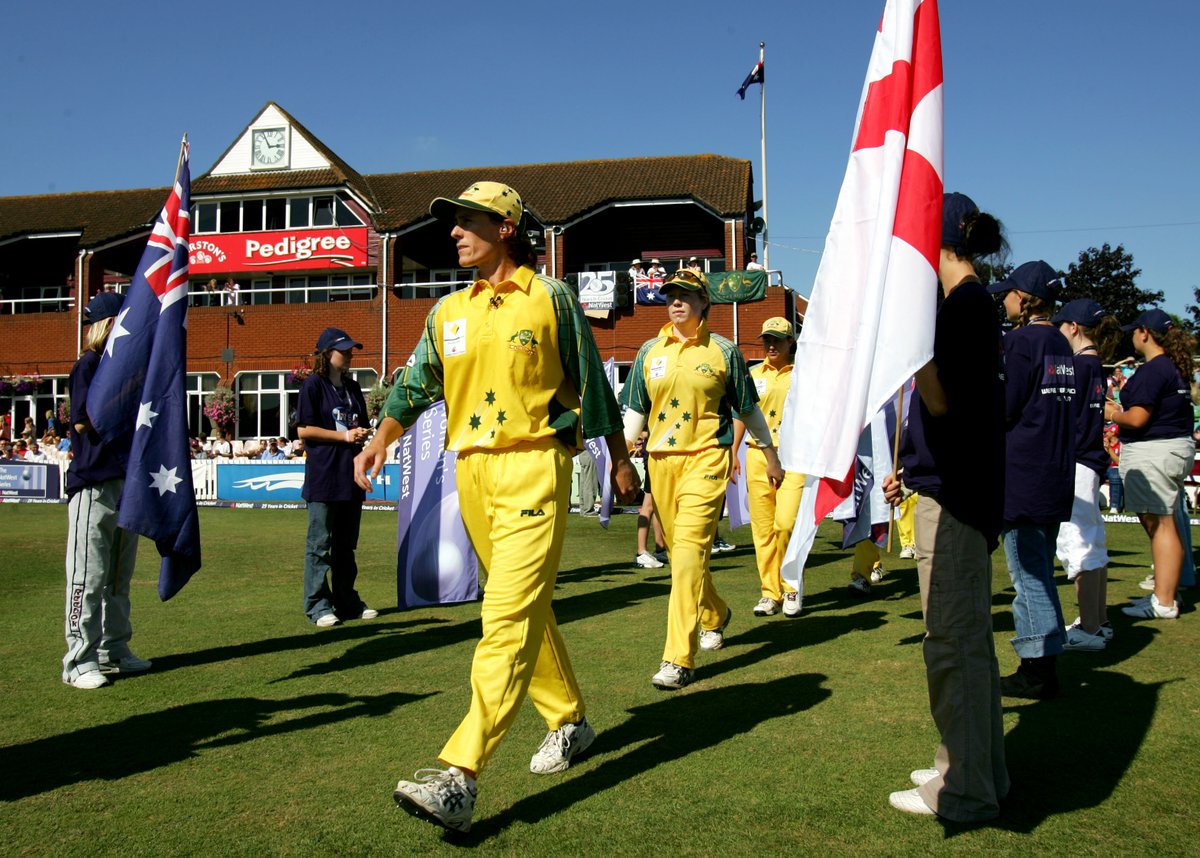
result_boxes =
[1,503,1198,856]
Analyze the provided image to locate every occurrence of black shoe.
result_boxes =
[1001,657,1059,700]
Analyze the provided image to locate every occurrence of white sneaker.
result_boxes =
[635,551,665,569]
[1122,593,1179,620]
[1139,573,1156,591]
[1063,624,1107,652]
[753,597,781,617]
[712,537,736,554]
[530,718,596,774]
[889,788,936,816]
[64,669,109,690]
[899,544,917,560]
[98,654,152,674]
[848,574,871,597]
[782,592,802,618]
[315,613,340,627]
[1067,617,1113,640]
[699,608,732,651]
[359,607,379,620]
[869,563,885,584]
[393,767,476,832]
[910,768,938,787]
[651,661,694,690]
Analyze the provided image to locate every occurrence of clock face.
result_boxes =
[251,128,287,168]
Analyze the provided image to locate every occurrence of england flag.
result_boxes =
[87,139,201,600]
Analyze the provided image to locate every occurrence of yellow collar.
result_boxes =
[659,318,711,346]
[469,265,536,299]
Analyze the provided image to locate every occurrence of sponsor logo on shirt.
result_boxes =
[694,362,718,379]
[508,329,540,356]
[444,319,467,357]
[520,508,546,517]
[650,356,668,380]
[1041,357,1075,397]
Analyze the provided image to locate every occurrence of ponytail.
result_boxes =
[1083,316,1123,363]
[1151,327,1196,385]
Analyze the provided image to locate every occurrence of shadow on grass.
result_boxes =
[0,691,432,802]
[937,670,1166,837]
[463,672,832,843]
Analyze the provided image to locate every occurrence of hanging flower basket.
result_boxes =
[203,385,237,428]
[287,363,313,385]
[365,381,393,422]
[13,374,41,395]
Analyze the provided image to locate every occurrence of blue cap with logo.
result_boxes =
[987,260,1064,302]
[83,290,124,325]
[942,192,978,251]
[1052,298,1105,327]
[1122,308,1174,334]
[314,327,362,353]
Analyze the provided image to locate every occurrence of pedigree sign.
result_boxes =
[188,227,369,273]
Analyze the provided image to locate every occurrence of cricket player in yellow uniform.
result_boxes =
[355,182,637,833]
[732,317,804,618]
[621,269,783,690]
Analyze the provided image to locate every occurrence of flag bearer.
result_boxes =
[355,182,638,833]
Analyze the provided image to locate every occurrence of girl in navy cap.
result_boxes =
[62,291,151,689]
[1106,309,1196,620]
[1053,299,1123,649]
[989,261,1075,700]
[295,327,375,627]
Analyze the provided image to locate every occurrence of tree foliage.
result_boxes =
[1060,243,1160,322]
[1184,286,1200,335]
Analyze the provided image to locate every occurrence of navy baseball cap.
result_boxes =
[1053,298,1105,326]
[314,327,362,352]
[942,192,978,251]
[987,260,1064,301]
[1122,308,1174,334]
[82,290,124,325]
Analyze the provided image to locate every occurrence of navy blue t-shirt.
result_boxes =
[65,349,129,497]
[1071,353,1108,475]
[900,279,1006,548]
[296,373,367,503]
[1002,324,1075,524]
[1118,354,1193,443]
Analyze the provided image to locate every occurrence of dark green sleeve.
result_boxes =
[621,339,655,415]
[539,276,623,439]
[722,340,759,415]
[381,297,447,429]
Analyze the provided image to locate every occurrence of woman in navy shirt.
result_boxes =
[296,327,376,627]
[987,261,1075,700]
[1107,309,1196,620]
[1052,299,1122,650]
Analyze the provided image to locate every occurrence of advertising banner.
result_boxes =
[707,269,767,303]
[216,461,398,502]
[0,462,61,499]
[578,271,617,313]
[395,402,479,608]
[188,227,370,273]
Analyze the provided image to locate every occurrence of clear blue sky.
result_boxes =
[4,1,1197,313]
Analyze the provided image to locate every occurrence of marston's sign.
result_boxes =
[188,227,369,273]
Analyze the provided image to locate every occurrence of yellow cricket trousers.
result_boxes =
[896,492,918,547]
[853,540,881,575]
[650,446,731,669]
[439,439,584,776]
[746,447,799,601]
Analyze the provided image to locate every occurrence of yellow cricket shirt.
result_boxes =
[748,361,793,448]
[381,266,622,452]
[621,320,758,453]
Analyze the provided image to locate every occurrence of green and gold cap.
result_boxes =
[430,181,524,225]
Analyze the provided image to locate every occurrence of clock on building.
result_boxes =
[251,127,288,169]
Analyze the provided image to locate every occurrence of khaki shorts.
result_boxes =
[1120,437,1195,515]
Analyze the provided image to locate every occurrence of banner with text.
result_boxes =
[188,227,370,273]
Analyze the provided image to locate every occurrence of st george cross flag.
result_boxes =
[737,60,765,100]
[87,139,202,601]
[779,0,942,591]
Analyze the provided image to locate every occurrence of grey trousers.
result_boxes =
[914,495,1009,821]
[63,480,139,680]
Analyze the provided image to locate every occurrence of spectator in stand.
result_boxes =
[57,434,71,455]
[21,416,35,440]
[0,441,12,460]
[621,267,782,690]
[277,436,293,457]
[1107,309,1196,621]
[1053,299,1123,651]
[628,258,646,281]
[62,290,152,690]
[211,431,234,459]
[647,258,667,279]
[686,256,702,273]
[25,440,49,462]
[632,430,668,568]
[732,316,803,618]
[883,191,1008,821]
[297,327,375,629]
[988,261,1075,701]
[1103,424,1123,512]
[222,277,240,306]
[14,438,28,458]
[260,438,288,461]
[44,408,60,437]
[291,438,306,458]
[204,278,219,307]
[241,439,264,459]
[0,413,10,441]
[745,253,765,271]
[191,438,208,460]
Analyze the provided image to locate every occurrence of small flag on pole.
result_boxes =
[87,138,202,600]
[737,60,765,100]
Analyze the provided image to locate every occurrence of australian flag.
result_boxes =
[87,138,201,600]
[737,60,764,100]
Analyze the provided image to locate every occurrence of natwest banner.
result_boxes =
[188,227,369,273]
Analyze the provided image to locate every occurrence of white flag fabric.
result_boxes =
[779,0,943,594]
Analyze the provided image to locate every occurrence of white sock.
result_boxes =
[447,766,477,792]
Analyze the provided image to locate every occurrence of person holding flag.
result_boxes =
[731,317,802,618]
[354,181,638,833]
[883,191,1009,820]
[61,291,151,689]
[621,269,783,690]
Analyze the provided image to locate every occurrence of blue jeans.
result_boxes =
[1176,493,1196,589]
[1002,524,1066,659]
[1106,466,1123,512]
[304,500,365,622]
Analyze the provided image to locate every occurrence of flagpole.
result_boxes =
[758,42,768,271]
[175,133,188,178]
[886,384,905,552]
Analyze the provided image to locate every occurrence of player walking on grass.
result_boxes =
[620,269,783,691]
[354,182,638,833]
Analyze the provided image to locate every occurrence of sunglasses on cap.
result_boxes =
[665,269,708,290]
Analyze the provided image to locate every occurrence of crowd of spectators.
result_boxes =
[189,435,306,460]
